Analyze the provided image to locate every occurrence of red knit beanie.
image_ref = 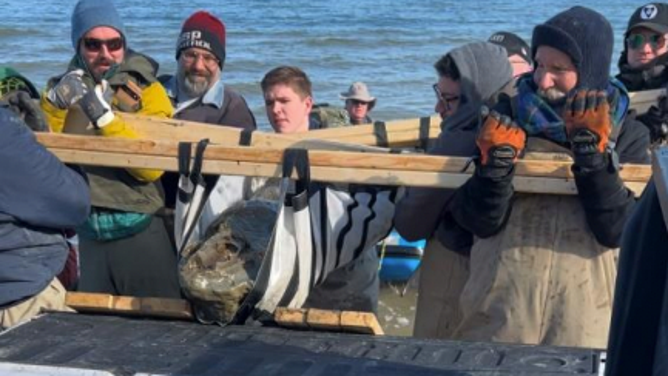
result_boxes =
[176,11,226,68]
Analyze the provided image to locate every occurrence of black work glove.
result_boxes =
[637,96,668,144]
[0,91,49,132]
[46,69,88,110]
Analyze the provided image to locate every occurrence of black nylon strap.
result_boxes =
[374,121,389,147]
[419,116,431,151]
[282,148,311,194]
[178,142,192,178]
[239,129,254,146]
[190,139,210,184]
[177,139,213,257]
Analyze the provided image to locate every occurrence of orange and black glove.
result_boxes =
[564,90,612,169]
[476,109,526,173]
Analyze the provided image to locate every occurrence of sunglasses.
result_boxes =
[82,37,124,52]
[432,84,460,110]
[349,99,370,106]
[626,33,665,50]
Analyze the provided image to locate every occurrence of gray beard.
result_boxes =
[537,87,567,107]
[177,68,218,98]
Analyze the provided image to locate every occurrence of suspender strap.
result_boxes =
[373,121,389,148]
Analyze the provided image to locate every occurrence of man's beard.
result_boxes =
[537,87,567,106]
[178,66,219,98]
[90,57,118,81]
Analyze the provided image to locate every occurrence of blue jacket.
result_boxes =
[0,108,90,307]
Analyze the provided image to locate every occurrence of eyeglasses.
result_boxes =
[182,50,220,67]
[82,37,124,52]
[432,84,460,110]
[626,33,665,50]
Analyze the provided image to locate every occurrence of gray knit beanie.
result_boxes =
[71,0,126,49]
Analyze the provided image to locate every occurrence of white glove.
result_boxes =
[78,80,115,129]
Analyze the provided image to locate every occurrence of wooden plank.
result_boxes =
[629,88,665,114]
[60,89,663,150]
[340,311,385,336]
[305,309,342,331]
[64,108,436,149]
[273,307,308,329]
[273,308,384,335]
[65,292,193,320]
[37,133,650,195]
[289,116,441,147]
[37,133,651,182]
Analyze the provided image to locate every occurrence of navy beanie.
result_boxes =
[532,6,613,90]
[71,0,126,50]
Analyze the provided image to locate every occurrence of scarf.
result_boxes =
[514,75,629,145]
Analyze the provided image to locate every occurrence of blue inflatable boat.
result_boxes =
[378,230,425,282]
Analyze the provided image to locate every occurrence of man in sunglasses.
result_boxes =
[401,7,650,349]
[159,11,256,213]
[617,3,668,144]
[39,0,181,299]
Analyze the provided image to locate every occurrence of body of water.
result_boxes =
[0,0,653,129]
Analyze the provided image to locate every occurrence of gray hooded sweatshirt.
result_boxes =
[394,42,513,253]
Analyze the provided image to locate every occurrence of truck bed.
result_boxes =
[0,313,604,376]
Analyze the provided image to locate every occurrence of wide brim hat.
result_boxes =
[340,81,376,109]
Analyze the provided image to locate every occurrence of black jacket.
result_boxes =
[616,51,668,92]
[449,92,650,248]
[605,179,668,376]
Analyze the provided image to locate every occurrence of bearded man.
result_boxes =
[159,10,257,210]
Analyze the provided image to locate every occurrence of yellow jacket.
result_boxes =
[41,81,173,182]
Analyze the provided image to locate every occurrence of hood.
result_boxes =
[428,42,513,157]
[448,41,513,108]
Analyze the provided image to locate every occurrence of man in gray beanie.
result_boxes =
[407,6,649,348]
[39,0,180,299]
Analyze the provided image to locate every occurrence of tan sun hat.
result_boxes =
[340,81,376,109]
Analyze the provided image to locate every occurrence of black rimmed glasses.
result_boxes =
[432,84,460,111]
[181,50,220,68]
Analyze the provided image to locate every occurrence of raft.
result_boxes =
[378,231,424,282]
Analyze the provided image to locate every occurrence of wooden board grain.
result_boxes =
[65,292,193,320]
[274,307,384,335]
[37,132,651,195]
[59,89,664,150]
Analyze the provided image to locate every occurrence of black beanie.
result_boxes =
[532,6,613,90]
